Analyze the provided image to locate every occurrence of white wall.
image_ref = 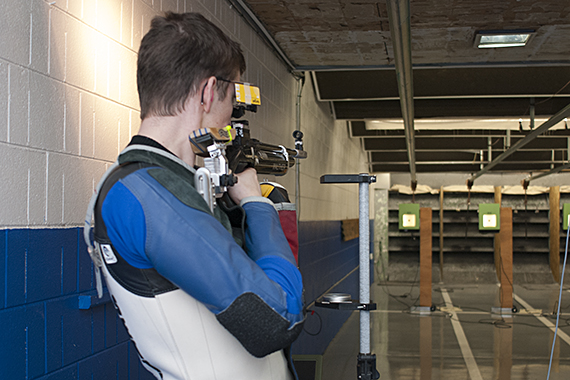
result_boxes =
[0,0,367,228]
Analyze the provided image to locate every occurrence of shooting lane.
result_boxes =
[345,183,570,380]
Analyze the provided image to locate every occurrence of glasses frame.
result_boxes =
[200,76,238,105]
[199,76,259,118]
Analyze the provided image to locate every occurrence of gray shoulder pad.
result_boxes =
[216,292,304,358]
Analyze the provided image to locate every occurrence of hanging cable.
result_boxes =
[465,187,471,238]
[523,181,529,238]
[518,79,570,121]
[546,220,570,380]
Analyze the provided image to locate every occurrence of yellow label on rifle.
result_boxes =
[235,83,261,106]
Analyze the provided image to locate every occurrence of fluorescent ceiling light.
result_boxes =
[364,117,564,131]
[474,30,535,48]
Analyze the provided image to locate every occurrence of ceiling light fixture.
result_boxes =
[474,30,535,49]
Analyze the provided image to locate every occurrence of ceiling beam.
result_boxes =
[317,67,570,101]
[228,0,297,72]
[337,97,570,119]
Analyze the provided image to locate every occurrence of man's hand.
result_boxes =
[228,168,262,204]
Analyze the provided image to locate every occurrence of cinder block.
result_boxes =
[66,17,96,91]
[26,303,47,378]
[8,65,30,146]
[1,145,47,226]
[91,302,106,352]
[27,229,62,303]
[38,366,79,380]
[29,72,65,151]
[61,228,79,295]
[48,154,107,225]
[0,62,8,143]
[162,0,179,12]
[0,307,26,379]
[31,0,50,75]
[0,1,31,67]
[199,0,216,17]
[48,5,66,82]
[109,42,139,108]
[6,229,28,307]
[45,298,64,371]
[132,1,156,53]
[46,296,106,371]
[77,343,130,380]
[259,69,273,103]
[236,13,253,52]
[120,0,134,48]
[0,230,5,309]
[218,0,236,36]
[94,98,121,162]
[78,238,94,293]
[82,0,98,26]
[94,37,111,97]
[118,107,132,150]
[65,85,81,155]
[129,342,150,379]
[62,301,92,366]
[116,312,130,343]
[96,0,122,42]
[60,156,96,225]
[130,110,141,137]
[66,0,83,20]
[104,303,118,347]
[80,91,96,158]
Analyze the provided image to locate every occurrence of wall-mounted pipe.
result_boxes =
[470,102,570,183]
[386,0,417,186]
[295,74,305,220]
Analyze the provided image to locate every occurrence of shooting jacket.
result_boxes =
[88,136,305,380]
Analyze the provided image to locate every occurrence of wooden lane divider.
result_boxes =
[420,207,432,309]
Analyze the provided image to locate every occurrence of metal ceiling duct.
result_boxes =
[386,0,417,186]
[469,102,570,184]
[526,161,570,183]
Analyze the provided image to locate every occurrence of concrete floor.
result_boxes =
[321,283,570,380]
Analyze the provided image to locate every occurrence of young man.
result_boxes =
[88,12,305,380]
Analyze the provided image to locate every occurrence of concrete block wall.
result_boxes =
[0,0,369,377]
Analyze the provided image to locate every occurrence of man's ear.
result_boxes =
[201,76,217,113]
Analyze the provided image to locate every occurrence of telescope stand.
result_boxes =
[316,174,380,380]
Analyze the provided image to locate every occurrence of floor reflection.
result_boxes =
[321,283,570,380]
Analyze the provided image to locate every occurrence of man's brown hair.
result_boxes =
[137,12,246,120]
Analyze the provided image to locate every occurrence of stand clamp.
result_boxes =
[315,300,377,311]
[320,174,376,184]
[357,354,380,380]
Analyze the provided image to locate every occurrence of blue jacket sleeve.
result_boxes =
[242,201,303,315]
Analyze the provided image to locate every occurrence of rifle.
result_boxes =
[189,82,307,211]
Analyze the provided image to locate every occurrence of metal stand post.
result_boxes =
[316,174,380,380]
